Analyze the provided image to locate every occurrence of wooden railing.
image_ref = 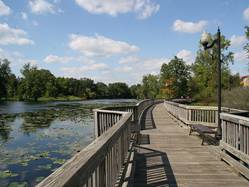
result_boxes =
[95,99,157,137]
[164,100,249,179]
[37,110,132,187]
[220,113,249,179]
[38,99,159,187]
[164,100,245,127]
[164,100,218,127]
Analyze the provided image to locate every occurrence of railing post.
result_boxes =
[94,110,99,138]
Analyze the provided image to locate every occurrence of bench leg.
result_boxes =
[201,137,205,145]
[189,127,193,136]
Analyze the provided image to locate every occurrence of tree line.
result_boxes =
[0,62,132,101]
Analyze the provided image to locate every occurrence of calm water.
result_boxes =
[0,99,136,187]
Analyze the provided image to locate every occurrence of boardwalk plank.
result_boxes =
[133,104,249,187]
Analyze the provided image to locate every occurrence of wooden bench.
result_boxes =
[189,124,216,145]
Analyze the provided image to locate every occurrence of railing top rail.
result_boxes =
[93,109,127,115]
[135,99,153,107]
[165,100,248,112]
[37,111,132,187]
[221,112,249,127]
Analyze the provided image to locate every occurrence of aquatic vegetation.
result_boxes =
[8,182,27,187]
[51,158,67,165]
[36,164,52,170]
[35,176,45,183]
[0,170,18,179]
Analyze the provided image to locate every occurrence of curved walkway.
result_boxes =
[133,103,249,187]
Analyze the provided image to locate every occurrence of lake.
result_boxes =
[0,99,137,187]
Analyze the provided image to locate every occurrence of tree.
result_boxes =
[192,32,233,100]
[95,82,109,98]
[0,59,12,99]
[108,82,131,98]
[244,26,249,70]
[7,74,18,98]
[141,74,159,99]
[160,56,190,98]
[130,84,143,99]
[19,64,56,101]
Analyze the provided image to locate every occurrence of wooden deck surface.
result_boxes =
[133,103,249,187]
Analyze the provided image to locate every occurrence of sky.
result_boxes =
[0,0,248,85]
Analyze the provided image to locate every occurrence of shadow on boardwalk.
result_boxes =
[134,105,177,187]
[134,146,177,187]
[140,105,156,130]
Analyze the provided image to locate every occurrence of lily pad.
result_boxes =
[0,170,18,179]
[37,164,52,170]
[51,158,66,165]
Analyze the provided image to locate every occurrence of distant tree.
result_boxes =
[7,74,18,98]
[0,59,12,99]
[244,26,249,70]
[95,82,109,98]
[108,82,131,98]
[130,84,143,99]
[192,32,233,100]
[19,64,55,101]
[141,74,159,99]
[160,56,190,98]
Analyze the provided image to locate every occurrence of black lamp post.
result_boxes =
[200,28,222,139]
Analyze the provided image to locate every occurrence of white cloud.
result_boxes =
[176,49,194,64]
[29,0,55,14]
[173,19,207,33]
[0,23,34,45]
[243,7,249,20]
[61,63,108,77]
[230,35,247,47]
[143,57,169,70]
[69,34,139,57]
[0,48,37,68]
[234,51,248,62]
[0,0,11,16]
[75,0,159,19]
[44,55,78,64]
[21,12,28,20]
[115,66,133,72]
[119,56,139,64]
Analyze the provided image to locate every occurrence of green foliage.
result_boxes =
[108,82,131,98]
[192,32,234,101]
[160,56,191,98]
[0,61,139,101]
[141,74,160,99]
[0,59,12,99]
[18,64,56,101]
[95,82,109,98]
[222,87,249,110]
[244,26,249,56]
[130,84,142,99]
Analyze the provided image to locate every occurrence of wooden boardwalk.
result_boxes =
[133,103,249,187]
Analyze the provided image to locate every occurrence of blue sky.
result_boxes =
[0,0,248,85]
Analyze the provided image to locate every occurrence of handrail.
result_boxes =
[95,99,159,137]
[38,99,160,187]
[164,100,246,127]
[37,111,132,187]
[220,112,249,179]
